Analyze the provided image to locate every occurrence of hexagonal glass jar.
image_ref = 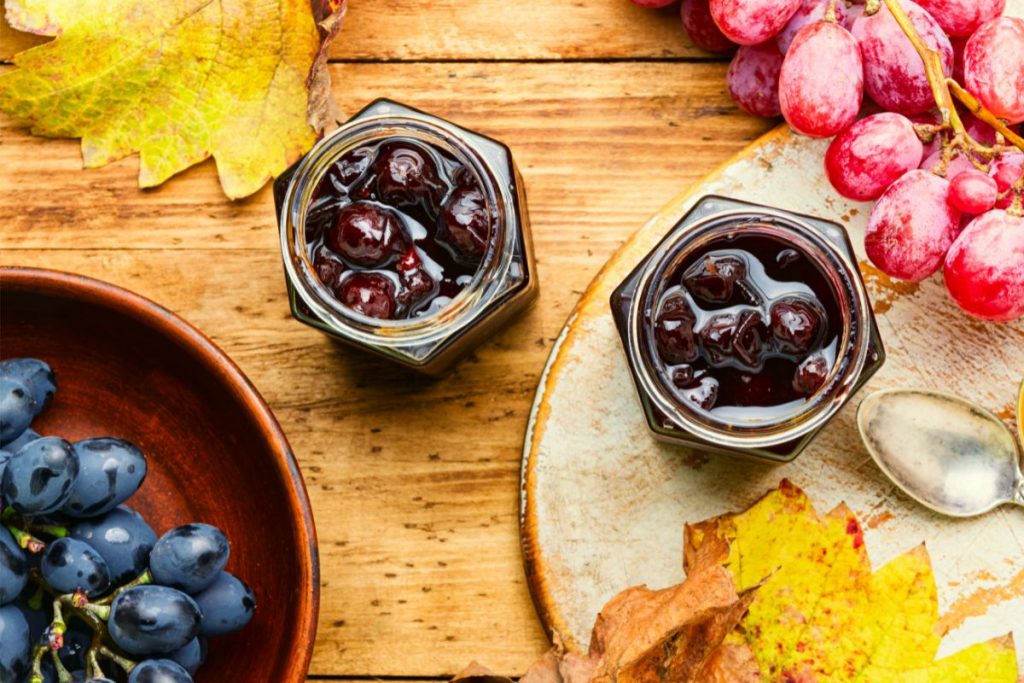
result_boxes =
[610,196,885,464]
[276,99,537,376]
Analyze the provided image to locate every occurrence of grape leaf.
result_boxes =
[685,480,1019,682]
[0,0,346,198]
[453,480,1019,683]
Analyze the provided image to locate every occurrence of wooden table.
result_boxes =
[0,3,773,679]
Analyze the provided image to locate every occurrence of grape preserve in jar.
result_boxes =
[611,196,885,463]
[276,100,537,375]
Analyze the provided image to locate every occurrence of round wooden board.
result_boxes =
[521,113,1024,672]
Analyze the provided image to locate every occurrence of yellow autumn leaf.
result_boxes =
[0,0,346,198]
[685,480,1019,682]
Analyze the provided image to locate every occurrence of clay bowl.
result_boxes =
[0,267,318,682]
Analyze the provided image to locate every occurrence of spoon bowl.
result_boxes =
[857,388,1024,518]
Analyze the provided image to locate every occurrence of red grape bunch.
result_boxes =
[630,0,1024,322]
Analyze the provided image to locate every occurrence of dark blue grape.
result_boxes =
[167,637,205,676]
[0,358,56,409]
[108,586,201,656]
[70,507,157,585]
[63,439,147,519]
[57,617,94,671]
[12,596,50,645]
[193,571,255,637]
[0,526,28,605]
[4,428,41,454]
[127,659,192,683]
[23,656,57,683]
[41,538,111,597]
[0,379,35,446]
[0,604,30,681]
[1,437,79,515]
[0,449,10,498]
[149,524,229,594]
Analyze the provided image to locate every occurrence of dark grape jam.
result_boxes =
[304,137,493,320]
[647,234,842,420]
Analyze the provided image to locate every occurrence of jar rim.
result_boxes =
[626,208,873,448]
[279,111,518,349]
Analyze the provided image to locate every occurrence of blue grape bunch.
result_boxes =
[0,359,256,683]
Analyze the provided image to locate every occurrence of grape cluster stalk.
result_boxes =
[631,0,1024,321]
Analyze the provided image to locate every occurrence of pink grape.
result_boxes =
[865,170,960,281]
[962,111,997,146]
[948,169,998,214]
[776,0,847,53]
[709,0,803,46]
[844,4,864,30]
[951,35,968,82]
[991,153,1024,192]
[909,111,942,158]
[964,17,1024,124]
[727,42,784,117]
[824,113,923,201]
[919,149,981,180]
[629,0,676,7]
[779,22,863,138]
[991,153,1024,209]
[681,0,737,52]
[852,1,953,116]
[943,210,1024,321]
[917,0,1006,37]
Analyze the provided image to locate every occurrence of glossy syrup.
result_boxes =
[304,137,493,319]
[648,233,842,420]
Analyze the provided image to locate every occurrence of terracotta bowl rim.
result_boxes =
[0,265,320,681]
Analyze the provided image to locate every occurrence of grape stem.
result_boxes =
[947,80,1024,150]
[878,0,1024,156]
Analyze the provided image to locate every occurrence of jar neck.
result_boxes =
[628,209,872,449]
[279,114,515,349]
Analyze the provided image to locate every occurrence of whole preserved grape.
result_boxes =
[852,1,953,116]
[943,210,1024,321]
[964,17,1024,124]
[779,21,863,137]
[825,113,923,200]
[916,0,1006,37]
[709,0,803,46]
[865,170,959,281]
[727,42,784,117]
[681,0,736,52]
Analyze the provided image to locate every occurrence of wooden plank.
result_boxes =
[0,61,772,676]
[0,2,708,62]
[0,62,769,254]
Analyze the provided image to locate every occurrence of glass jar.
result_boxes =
[276,99,537,376]
[610,195,885,464]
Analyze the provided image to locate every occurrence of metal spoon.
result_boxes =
[857,387,1024,518]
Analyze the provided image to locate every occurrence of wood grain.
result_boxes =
[0,59,773,677]
[0,1,708,62]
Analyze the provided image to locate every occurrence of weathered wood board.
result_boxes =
[522,125,1024,677]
